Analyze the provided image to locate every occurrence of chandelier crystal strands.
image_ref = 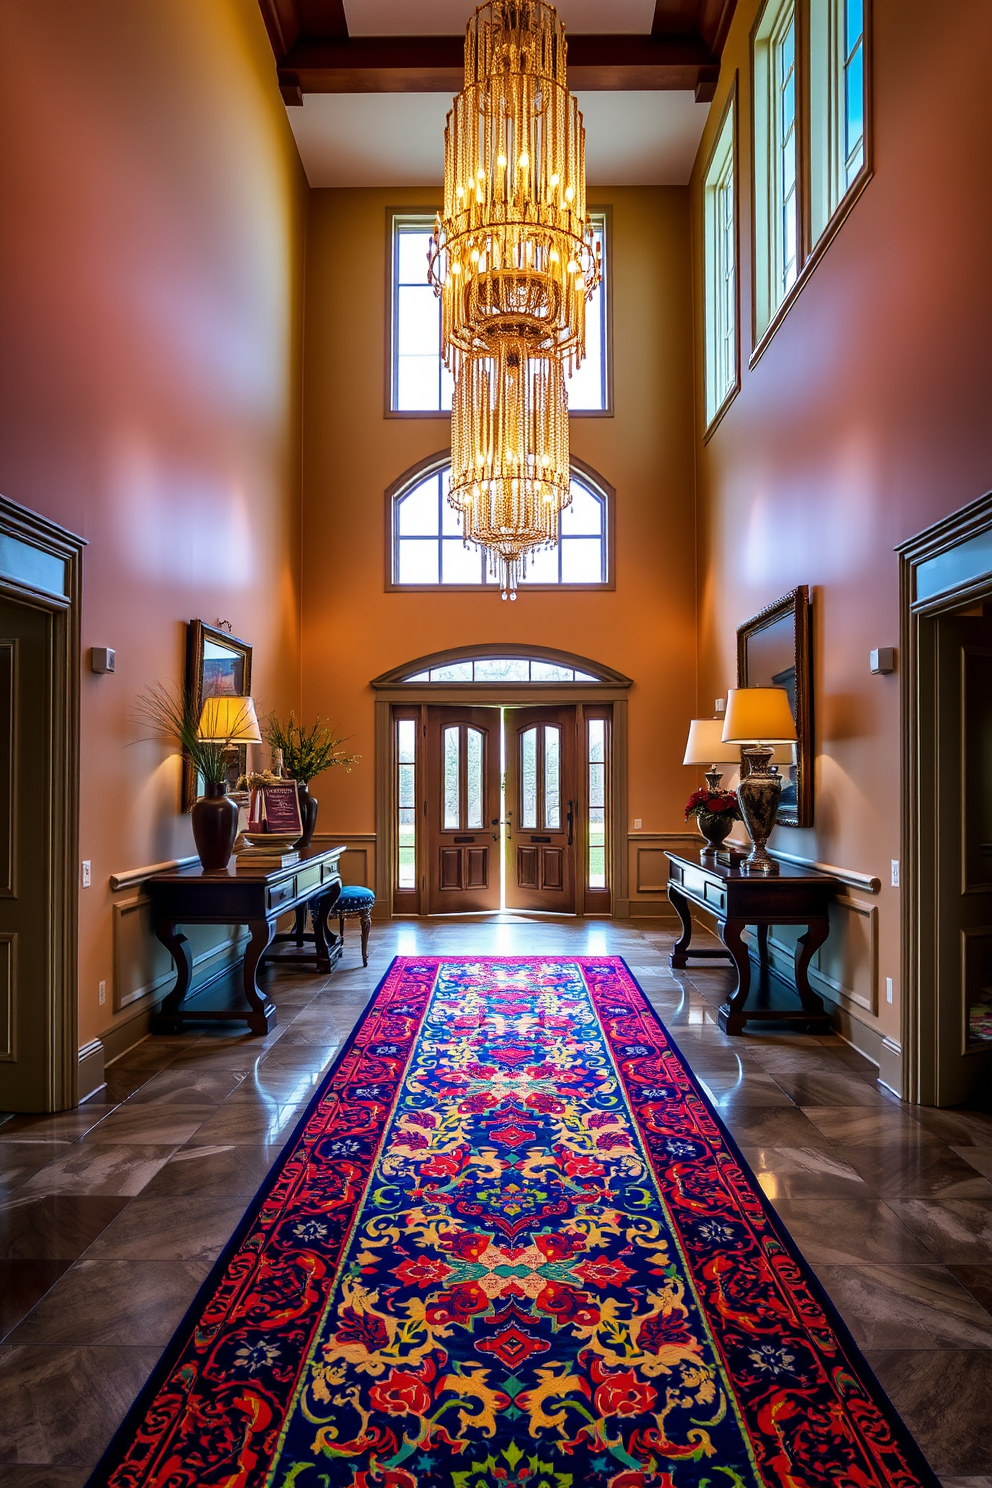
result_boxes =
[428,0,600,598]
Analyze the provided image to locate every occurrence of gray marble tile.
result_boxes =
[885,1200,992,1263]
[800,1106,929,1146]
[184,1099,310,1146]
[81,1194,248,1263]
[0,1344,162,1467]
[0,1107,117,1143]
[0,1143,73,1196]
[18,1144,178,1198]
[769,1070,899,1108]
[80,1105,215,1145]
[8,1257,210,1346]
[0,1467,90,1486]
[866,1350,992,1475]
[940,1479,992,1488]
[124,1068,249,1105]
[140,1142,284,1198]
[770,1196,936,1263]
[696,1073,797,1109]
[716,1106,838,1149]
[737,1144,874,1201]
[913,1108,992,1147]
[839,1143,992,1200]
[0,1195,129,1260]
[813,1263,992,1350]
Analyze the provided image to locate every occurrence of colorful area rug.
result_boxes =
[88,957,938,1488]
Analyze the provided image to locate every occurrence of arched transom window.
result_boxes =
[388,457,611,590]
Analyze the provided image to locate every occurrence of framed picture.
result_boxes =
[182,620,253,811]
[737,585,812,828]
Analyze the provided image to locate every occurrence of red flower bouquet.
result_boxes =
[684,787,741,852]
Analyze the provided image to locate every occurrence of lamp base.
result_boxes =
[736,746,782,876]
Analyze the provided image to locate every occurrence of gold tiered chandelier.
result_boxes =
[429,0,600,598]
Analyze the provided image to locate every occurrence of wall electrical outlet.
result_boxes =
[886,977,894,1005]
[633,818,642,830]
[98,980,106,1006]
[81,860,91,888]
[890,859,900,887]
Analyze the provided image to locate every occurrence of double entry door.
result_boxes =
[425,704,578,913]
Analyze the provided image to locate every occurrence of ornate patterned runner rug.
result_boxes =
[88,957,938,1488]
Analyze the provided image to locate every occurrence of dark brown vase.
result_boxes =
[191,781,239,870]
[696,806,736,853]
[295,780,318,850]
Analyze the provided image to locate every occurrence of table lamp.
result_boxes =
[721,687,798,874]
[197,695,262,745]
[682,718,742,792]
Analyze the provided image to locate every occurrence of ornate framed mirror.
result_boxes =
[737,585,812,828]
[182,620,253,811]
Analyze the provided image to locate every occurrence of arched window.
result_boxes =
[387,455,612,590]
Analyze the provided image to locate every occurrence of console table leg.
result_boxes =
[668,884,694,967]
[359,908,371,967]
[794,919,832,1032]
[718,918,752,1035]
[311,893,332,974]
[243,919,277,1034]
[153,920,192,1032]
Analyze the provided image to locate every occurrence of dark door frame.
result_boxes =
[372,644,631,918]
[0,495,84,1111]
[898,490,992,1105]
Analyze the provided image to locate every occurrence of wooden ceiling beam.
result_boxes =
[276,33,719,99]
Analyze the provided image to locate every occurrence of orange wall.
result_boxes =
[0,0,306,1047]
[691,0,992,1046]
[300,186,697,847]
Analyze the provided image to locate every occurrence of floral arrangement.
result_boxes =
[684,787,741,822]
[235,770,282,791]
[263,712,359,786]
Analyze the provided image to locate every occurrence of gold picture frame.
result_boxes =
[182,620,253,812]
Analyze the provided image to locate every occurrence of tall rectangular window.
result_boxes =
[396,717,417,889]
[389,211,609,415]
[703,99,737,427]
[809,0,868,243]
[587,719,607,890]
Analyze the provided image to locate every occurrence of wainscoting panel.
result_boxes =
[742,893,879,1019]
[626,832,700,919]
[112,895,247,1015]
[312,834,380,912]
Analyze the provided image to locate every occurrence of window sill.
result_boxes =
[702,378,741,443]
[749,164,873,373]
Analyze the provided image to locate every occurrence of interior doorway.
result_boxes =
[0,497,84,1112]
[899,493,992,1106]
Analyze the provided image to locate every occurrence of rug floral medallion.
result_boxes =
[93,958,937,1488]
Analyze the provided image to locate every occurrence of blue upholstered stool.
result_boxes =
[334,885,375,966]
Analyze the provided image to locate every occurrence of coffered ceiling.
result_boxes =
[258,0,738,187]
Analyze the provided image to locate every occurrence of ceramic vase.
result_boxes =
[695,807,736,853]
[191,782,239,870]
[296,780,318,850]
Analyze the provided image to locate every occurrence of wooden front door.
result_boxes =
[505,706,577,912]
[933,613,992,1104]
[427,706,501,913]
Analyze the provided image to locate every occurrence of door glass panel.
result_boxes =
[544,726,561,829]
[588,718,606,888]
[397,718,416,888]
[466,727,484,829]
[520,727,537,829]
[443,726,460,829]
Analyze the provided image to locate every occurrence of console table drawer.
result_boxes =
[704,881,727,915]
[296,865,321,897]
[681,866,707,901]
[267,879,296,911]
[322,861,342,885]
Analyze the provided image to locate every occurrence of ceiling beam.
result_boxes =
[276,34,719,100]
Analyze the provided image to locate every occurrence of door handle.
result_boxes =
[566,800,574,846]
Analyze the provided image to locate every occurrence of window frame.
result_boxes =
[750,0,872,368]
[385,206,614,420]
[702,81,740,437]
[383,450,616,593]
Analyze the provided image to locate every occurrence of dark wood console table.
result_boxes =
[147,845,345,1035]
[665,848,838,1035]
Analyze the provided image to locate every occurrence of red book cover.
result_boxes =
[248,782,302,835]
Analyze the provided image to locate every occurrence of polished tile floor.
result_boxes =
[1,915,991,1487]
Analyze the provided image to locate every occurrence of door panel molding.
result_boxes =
[0,494,84,1111]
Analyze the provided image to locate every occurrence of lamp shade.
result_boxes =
[721,687,797,745]
[683,719,742,766]
[198,695,262,744]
